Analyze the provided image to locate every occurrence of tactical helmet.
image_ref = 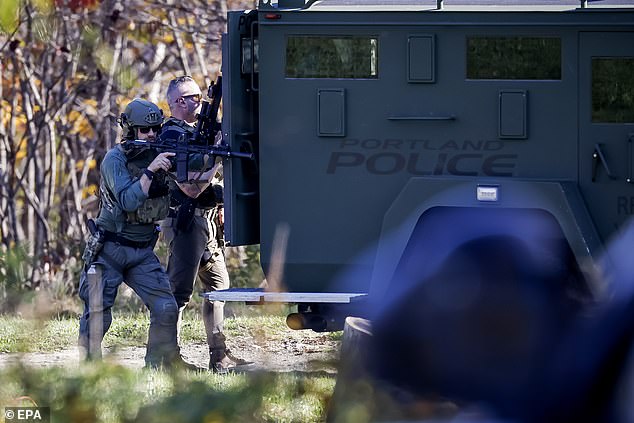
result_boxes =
[119,99,164,139]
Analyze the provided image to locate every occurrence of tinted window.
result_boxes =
[286,36,378,79]
[467,37,561,80]
[592,58,634,123]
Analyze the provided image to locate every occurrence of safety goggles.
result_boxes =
[138,125,161,134]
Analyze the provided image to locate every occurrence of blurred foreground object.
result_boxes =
[337,230,634,422]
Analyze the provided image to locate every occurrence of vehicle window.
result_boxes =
[592,57,634,123]
[467,37,561,80]
[286,36,378,79]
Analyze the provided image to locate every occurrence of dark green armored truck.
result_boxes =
[213,0,634,330]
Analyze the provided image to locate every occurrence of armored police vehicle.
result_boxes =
[210,0,634,331]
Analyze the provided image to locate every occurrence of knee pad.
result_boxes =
[155,298,178,326]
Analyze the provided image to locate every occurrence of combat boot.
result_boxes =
[209,349,255,374]
[146,349,204,372]
[165,354,204,372]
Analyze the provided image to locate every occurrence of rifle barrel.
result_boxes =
[128,140,254,161]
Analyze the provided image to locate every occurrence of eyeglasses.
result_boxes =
[138,125,161,134]
[181,94,202,103]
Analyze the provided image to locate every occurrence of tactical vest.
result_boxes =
[100,146,170,226]
[126,153,170,223]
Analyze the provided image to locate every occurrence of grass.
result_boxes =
[0,312,340,422]
[0,361,336,423]
[0,312,342,353]
[0,317,78,353]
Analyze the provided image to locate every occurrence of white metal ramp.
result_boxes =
[201,288,367,303]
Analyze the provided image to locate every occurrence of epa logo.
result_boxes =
[4,407,50,422]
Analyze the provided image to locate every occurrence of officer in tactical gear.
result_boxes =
[161,76,253,373]
[78,98,198,370]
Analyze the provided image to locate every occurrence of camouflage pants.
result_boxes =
[162,211,230,352]
[78,241,179,366]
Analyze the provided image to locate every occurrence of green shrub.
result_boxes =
[0,362,335,423]
[0,243,33,313]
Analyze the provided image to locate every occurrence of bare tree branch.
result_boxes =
[0,0,257,289]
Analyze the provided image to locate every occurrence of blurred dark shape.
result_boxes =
[371,235,580,418]
[599,218,634,302]
[371,207,593,313]
[368,215,634,422]
[109,9,120,22]
[535,296,634,423]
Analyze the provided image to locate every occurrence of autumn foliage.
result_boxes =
[0,0,256,295]
[54,0,99,12]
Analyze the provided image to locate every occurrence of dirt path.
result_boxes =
[0,332,340,373]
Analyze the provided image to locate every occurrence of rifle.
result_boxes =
[192,75,223,147]
[129,76,253,182]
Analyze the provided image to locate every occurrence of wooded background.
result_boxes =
[0,0,259,310]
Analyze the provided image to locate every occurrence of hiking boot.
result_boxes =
[167,355,204,372]
[210,349,255,374]
[146,354,203,372]
[226,349,254,366]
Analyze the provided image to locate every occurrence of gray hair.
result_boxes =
[166,75,197,107]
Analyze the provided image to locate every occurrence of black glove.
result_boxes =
[148,179,169,199]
